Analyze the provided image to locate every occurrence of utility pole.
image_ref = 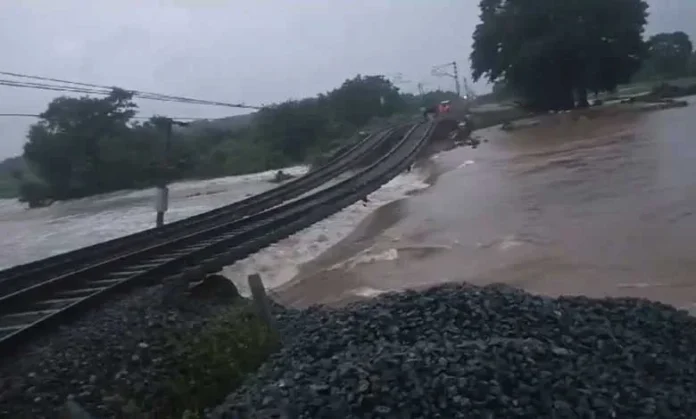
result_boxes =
[431,61,461,97]
[154,117,189,228]
[453,62,461,98]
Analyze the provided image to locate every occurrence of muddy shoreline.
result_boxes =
[275,99,696,313]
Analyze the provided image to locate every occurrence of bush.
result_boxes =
[148,304,280,418]
[17,177,53,208]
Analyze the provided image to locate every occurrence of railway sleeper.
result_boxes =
[166,249,197,258]
[0,325,21,334]
[147,256,177,264]
[33,297,83,310]
[102,268,147,278]
[0,309,58,328]
[103,271,139,280]
[178,243,209,252]
[87,278,123,287]
[56,287,106,299]
[119,262,165,271]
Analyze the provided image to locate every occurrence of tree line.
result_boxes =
[8,76,454,207]
[470,0,694,110]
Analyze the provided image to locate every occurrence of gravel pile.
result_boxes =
[0,282,235,418]
[212,283,696,419]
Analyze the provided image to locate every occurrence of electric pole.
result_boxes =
[154,117,190,228]
[431,61,462,97]
[453,62,461,98]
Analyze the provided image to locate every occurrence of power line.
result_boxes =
[0,78,262,109]
[0,70,263,110]
[0,113,224,121]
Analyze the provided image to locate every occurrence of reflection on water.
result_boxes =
[278,99,696,311]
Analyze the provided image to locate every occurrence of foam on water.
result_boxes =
[0,162,429,295]
[0,166,307,269]
[457,160,476,169]
[223,168,431,295]
[350,286,389,298]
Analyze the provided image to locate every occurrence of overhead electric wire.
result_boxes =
[0,70,263,110]
[0,113,223,121]
[0,79,110,95]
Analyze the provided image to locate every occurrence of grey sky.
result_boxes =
[0,0,694,158]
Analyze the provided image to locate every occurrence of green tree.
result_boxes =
[644,32,693,79]
[253,97,331,162]
[22,88,137,200]
[328,75,406,128]
[471,0,649,111]
[251,74,406,163]
[15,74,415,206]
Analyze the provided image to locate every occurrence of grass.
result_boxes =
[126,303,281,418]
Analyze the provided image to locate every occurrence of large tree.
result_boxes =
[22,88,138,199]
[16,74,414,206]
[471,0,649,111]
[252,74,406,162]
[644,31,693,79]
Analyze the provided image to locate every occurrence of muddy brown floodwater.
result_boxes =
[275,99,696,313]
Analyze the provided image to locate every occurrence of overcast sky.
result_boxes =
[0,0,694,158]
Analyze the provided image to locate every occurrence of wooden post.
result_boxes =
[247,274,280,339]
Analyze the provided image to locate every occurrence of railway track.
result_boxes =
[0,120,435,356]
[0,126,403,294]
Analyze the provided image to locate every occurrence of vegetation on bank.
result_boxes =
[1,76,458,207]
[117,303,279,418]
[0,156,24,199]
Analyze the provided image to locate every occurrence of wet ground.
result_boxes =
[275,99,696,313]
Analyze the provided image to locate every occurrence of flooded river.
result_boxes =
[0,167,306,269]
[3,102,696,312]
[276,99,696,313]
[0,163,430,292]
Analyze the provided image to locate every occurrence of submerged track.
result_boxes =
[0,121,435,355]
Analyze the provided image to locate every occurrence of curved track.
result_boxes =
[0,126,403,294]
[0,121,435,355]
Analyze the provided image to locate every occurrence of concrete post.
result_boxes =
[247,273,280,340]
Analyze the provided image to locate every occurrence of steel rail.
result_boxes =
[0,121,435,356]
[0,127,400,292]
